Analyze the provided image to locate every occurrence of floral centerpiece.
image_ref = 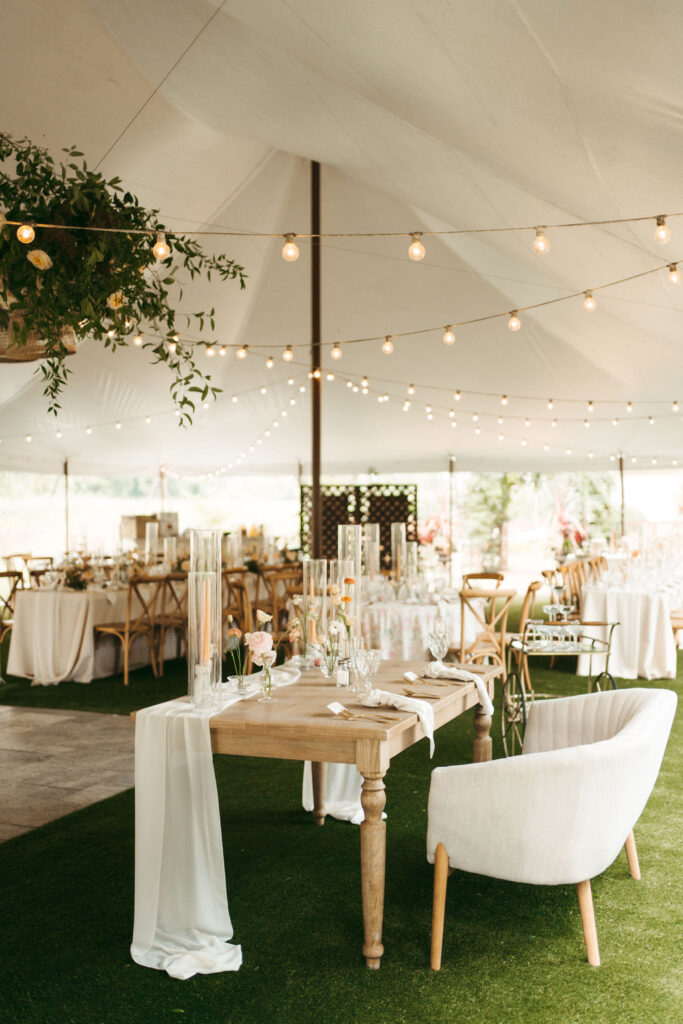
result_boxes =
[57,558,93,591]
[225,609,298,699]
[0,134,246,423]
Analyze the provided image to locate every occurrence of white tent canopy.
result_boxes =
[1,0,683,476]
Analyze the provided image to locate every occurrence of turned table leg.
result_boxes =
[360,770,387,969]
[311,761,327,826]
[473,703,492,762]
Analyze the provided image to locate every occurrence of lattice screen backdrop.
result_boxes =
[300,484,418,561]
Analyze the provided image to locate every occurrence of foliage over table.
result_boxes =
[0,134,247,424]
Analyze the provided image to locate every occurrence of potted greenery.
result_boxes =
[0,134,247,424]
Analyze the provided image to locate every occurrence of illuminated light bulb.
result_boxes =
[382,335,394,354]
[649,416,655,425]
[346,380,353,389]
[85,426,92,435]
[174,410,181,417]
[668,263,680,285]
[219,347,227,357]
[313,368,321,379]
[282,234,299,261]
[307,372,314,379]
[498,416,504,425]
[55,429,62,439]
[443,326,455,346]
[472,413,479,423]
[124,319,132,329]
[609,454,616,462]
[454,390,461,401]
[521,439,527,447]
[145,416,151,424]
[588,451,594,459]
[17,224,35,244]
[654,215,670,244]
[474,427,481,435]
[425,404,432,413]
[501,395,508,406]
[115,421,122,430]
[264,430,271,437]
[508,311,521,331]
[652,458,657,465]
[25,433,32,442]
[167,341,177,354]
[547,399,554,410]
[107,329,115,339]
[566,448,572,456]
[407,383,415,395]
[627,401,633,412]
[543,443,549,451]
[260,386,268,394]
[231,394,238,403]
[280,409,288,417]
[584,419,590,428]
[283,345,294,362]
[408,232,425,261]
[673,401,680,412]
[552,419,558,428]
[450,420,457,428]
[498,433,504,441]
[289,397,296,406]
[533,227,550,254]
[450,410,456,419]
[203,402,209,410]
[524,418,531,428]
[299,385,306,393]
[206,346,216,358]
[362,387,369,394]
[673,459,678,466]
[133,332,143,346]
[272,421,279,428]
[427,413,433,421]
[331,343,342,360]
[403,403,410,412]
[377,395,384,404]
[236,345,248,359]
[612,417,619,426]
[326,372,335,381]
[266,356,274,369]
[353,385,359,393]
[256,438,263,446]
[288,377,295,386]
[383,393,389,402]
[583,291,597,311]
[153,230,171,261]
[587,401,594,412]
[362,377,369,388]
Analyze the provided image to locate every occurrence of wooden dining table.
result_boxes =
[208,658,501,969]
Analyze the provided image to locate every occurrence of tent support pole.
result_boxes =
[63,458,70,555]
[619,454,625,538]
[448,455,455,588]
[159,465,166,516]
[311,159,322,558]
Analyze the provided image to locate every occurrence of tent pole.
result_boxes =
[448,455,455,588]
[63,458,70,556]
[159,465,166,516]
[311,160,322,558]
[619,454,625,538]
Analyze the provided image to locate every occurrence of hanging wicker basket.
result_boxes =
[0,311,77,363]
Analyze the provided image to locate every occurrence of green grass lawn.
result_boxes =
[0,649,681,1024]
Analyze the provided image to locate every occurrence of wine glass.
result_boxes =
[426,630,449,672]
[354,648,382,698]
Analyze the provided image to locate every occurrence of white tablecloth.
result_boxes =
[361,599,474,660]
[7,588,170,685]
[579,585,678,680]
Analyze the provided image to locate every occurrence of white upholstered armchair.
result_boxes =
[427,687,677,968]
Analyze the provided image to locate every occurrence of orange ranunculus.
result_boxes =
[343,577,355,585]
[227,627,242,637]
[341,595,352,603]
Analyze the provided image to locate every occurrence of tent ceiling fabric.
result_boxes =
[1,0,682,475]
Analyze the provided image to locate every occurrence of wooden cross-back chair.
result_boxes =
[462,572,504,590]
[94,576,164,687]
[26,556,53,572]
[457,587,517,681]
[29,568,50,589]
[0,570,22,647]
[256,565,303,634]
[588,555,607,581]
[157,573,188,675]
[505,580,543,691]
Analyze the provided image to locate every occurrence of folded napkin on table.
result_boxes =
[360,689,434,757]
[423,662,495,717]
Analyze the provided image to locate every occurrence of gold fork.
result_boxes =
[337,707,396,724]
[403,688,446,699]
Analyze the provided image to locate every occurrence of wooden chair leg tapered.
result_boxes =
[576,879,600,966]
[624,830,641,880]
[430,843,450,970]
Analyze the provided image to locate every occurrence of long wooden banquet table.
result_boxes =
[206,658,501,969]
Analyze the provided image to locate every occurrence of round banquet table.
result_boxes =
[7,587,172,686]
[360,599,475,660]
[579,584,679,680]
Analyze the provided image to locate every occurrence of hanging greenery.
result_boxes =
[0,134,247,424]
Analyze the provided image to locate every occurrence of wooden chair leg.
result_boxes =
[123,639,130,688]
[157,628,165,677]
[576,879,600,966]
[431,843,450,970]
[624,831,641,880]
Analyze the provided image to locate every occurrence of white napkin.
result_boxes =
[423,662,495,717]
[131,697,243,979]
[361,689,435,756]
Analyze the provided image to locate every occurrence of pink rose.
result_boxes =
[244,630,273,657]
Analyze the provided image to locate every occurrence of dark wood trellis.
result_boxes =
[300,483,418,561]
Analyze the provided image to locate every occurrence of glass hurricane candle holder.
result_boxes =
[163,536,177,572]
[390,522,407,583]
[144,521,159,567]
[188,570,221,710]
[337,525,362,645]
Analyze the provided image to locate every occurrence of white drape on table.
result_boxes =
[302,761,364,824]
[579,586,677,680]
[131,698,242,979]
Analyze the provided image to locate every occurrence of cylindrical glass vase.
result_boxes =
[406,540,419,586]
[190,529,222,694]
[145,521,159,566]
[188,570,221,710]
[163,536,177,572]
[302,557,327,646]
[391,522,407,583]
[337,525,362,644]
